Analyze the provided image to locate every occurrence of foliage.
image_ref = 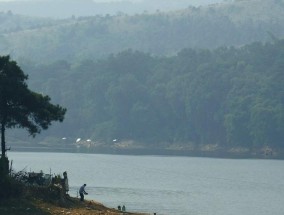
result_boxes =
[0,167,24,201]
[0,168,62,204]
[0,56,66,160]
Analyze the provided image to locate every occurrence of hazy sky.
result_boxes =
[0,0,214,2]
[0,0,142,1]
[0,0,146,1]
[0,0,118,1]
[0,0,225,5]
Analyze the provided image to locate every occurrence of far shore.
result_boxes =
[9,145,284,160]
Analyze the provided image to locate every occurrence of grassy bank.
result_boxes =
[0,171,148,215]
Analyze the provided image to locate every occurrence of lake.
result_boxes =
[9,152,284,215]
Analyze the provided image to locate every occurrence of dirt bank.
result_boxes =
[0,196,149,215]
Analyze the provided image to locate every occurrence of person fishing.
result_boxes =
[79,184,88,201]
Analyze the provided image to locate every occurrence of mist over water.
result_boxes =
[9,152,284,215]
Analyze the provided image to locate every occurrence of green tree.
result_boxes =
[0,56,66,174]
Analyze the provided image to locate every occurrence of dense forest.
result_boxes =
[1,0,283,155]
[9,39,283,154]
[1,0,284,63]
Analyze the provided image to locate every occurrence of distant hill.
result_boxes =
[0,0,284,63]
[0,0,224,18]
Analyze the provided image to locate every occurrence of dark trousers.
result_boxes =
[80,193,84,201]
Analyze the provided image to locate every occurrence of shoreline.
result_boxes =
[10,146,284,160]
[0,196,150,215]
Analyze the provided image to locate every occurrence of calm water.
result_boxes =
[9,152,284,215]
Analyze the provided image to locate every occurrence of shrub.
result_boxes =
[0,174,24,201]
[0,158,25,201]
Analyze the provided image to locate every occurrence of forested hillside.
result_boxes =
[1,0,284,156]
[1,0,284,63]
[11,39,284,153]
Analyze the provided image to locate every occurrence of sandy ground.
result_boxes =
[36,197,149,215]
[0,196,149,215]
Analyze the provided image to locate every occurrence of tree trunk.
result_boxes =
[0,122,8,176]
[1,123,6,158]
[1,122,5,158]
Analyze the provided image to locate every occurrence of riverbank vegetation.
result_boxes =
[0,170,145,215]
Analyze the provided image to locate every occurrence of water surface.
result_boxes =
[9,152,284,215]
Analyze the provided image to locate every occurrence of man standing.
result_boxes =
[79,184,88,201]
[63,171,69,195]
